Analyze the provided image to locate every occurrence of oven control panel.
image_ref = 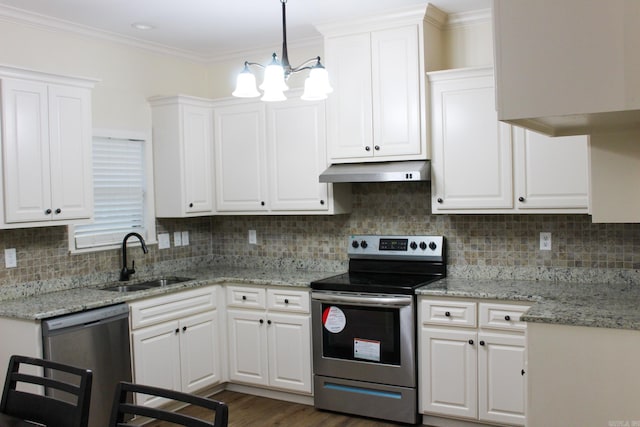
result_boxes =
[348,235,444,260]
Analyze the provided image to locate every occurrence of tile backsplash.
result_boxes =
[1,182,639,288]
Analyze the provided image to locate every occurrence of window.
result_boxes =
[69,131,156,252]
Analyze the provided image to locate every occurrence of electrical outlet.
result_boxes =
[174,231,182,247]
[540,232,552,251]
[248,230,257,245]
[158,233,170,249]
[4,248,16,268]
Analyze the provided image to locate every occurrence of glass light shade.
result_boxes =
[309,66,333,94]
[259,63,289,93]
[232,70,260,98]
[301,76,327,101]
[261,88,287,102]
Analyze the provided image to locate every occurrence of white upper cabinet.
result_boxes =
[0,67,95,228]
[213,100,268,212]
[493,0,640,136]
[318,8,428,163]
[429,67,589,214]
[213,95,351,215]
[150,95,215,217]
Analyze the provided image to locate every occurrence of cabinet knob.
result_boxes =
[479,340,485,346]
[242,295,247,300]
[267,320,272,325]
[261,201,265,206]
[521,369,526,376]
[505,315,511,321]
[320,200,325,205]
[182,326,187,332]
[374,145,380,151]
[365,146,371,151]
[175,328,179,334]
[45,209,52,215]
[445,311,451,317]
[437,198,443,204]
[189,203,194,208]
[468,339,474,345]
[55,208,61,214]
[518,197,525,202]
[284,299,289,304]
[259,319,264,324]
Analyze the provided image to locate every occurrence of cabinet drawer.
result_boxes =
[266,288,310,314]
[226,285,266,309]
[130,286,217,330]
[479,302,530,331]
[421,299,476,327]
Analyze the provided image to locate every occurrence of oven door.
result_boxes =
[311,291,416,388]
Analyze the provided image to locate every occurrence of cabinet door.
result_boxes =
[48,84,93,220]
[213,102,268,211]
[477,332,526,426]
[182,104,214,213]
[180,311,221,393]
[420,327,477,419]
[513,128,588,211]
[325,33,373,161]
[226,309,269,386]
[266,99,328,211]
[430,69,513,211]
[371,25,422,158]
[1,78,52,223]
[266,313,312,394]
[131,321,182,407]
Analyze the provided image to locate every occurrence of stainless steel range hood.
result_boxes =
[319,161,430,183]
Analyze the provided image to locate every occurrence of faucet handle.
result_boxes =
[131,260,136,274]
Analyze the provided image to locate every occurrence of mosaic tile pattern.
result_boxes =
[1,182,640,288]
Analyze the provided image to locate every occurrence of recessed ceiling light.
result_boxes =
[131,22,155,31]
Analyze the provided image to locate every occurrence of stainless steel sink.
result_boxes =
[101,276,193,292]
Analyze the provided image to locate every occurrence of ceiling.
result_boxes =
[0,0,491,62]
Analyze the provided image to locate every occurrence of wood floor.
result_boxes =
[146,390,410,426]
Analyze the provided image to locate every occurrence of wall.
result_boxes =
[1,9,639,292]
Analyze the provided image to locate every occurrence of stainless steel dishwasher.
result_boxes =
[42,303,132,427]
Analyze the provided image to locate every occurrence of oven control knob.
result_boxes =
[410,241,418,250]
[429,241,437,251]
[351,240,359,249]
[360,240,368,249]
[419,241,427,250]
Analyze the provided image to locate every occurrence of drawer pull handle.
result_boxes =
[445,311,451,317]
[468,339,474,345]
[284,299,289,304]
[505,315,511,321]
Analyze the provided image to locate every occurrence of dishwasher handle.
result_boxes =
[42,304,129,334]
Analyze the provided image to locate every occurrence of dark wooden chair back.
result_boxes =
[109,381,228,427]
[0,355,93,427]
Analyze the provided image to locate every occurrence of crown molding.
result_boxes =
[446,8,492,28]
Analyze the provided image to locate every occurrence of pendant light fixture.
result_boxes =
[232,0,332,102]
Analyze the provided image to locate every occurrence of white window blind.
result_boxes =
[74,136,147,249]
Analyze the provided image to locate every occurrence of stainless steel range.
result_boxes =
[310,235,446,424]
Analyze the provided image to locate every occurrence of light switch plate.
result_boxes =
[4,248,16,268]
[182,231,190,246]
[158,233,170,249]
[174,231,182,247]
[248,230,257,245]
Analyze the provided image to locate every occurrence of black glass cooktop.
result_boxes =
[310,271,443,295]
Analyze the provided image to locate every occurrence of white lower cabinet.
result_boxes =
[129,286,222,407]
[226,285,312,394]
[419,297,529,426]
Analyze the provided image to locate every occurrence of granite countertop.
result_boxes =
[417,277,640,331]
[0,267,341,320]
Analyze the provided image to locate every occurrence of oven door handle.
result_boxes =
[311,292,413,307]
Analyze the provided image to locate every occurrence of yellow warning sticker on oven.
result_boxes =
[322,306,346,333]
[354,338,381,362]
